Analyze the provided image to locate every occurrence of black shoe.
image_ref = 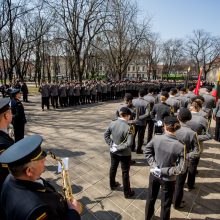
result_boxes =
[136,150,143,154]
[174,201,185,209]
[188,186,195,190]
[110,182,120,190]
[124,190,135,198]
[130,160,136,165]
[174,204,185,209]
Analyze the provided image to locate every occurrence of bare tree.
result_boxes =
[99,0,150,80]
[139,32,162,80]
[185,29,220,80]
[161,39,184,80]
[45,0,108,82]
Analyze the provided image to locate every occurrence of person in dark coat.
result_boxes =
[0,135,81,220]
[10,89,26,142]
[0,98,14,193]
[21,81,29,102]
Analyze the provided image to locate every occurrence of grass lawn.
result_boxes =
[28,86,39,95]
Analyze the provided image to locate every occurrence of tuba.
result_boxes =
[48,151,83,214]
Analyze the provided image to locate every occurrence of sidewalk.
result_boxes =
[24,96,220,220]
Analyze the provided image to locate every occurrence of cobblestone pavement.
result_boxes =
[24,96,220,220]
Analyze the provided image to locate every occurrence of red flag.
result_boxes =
[212,71,220,102]
[194,67,203,95]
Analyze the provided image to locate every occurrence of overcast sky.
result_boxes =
[137,0,220,40]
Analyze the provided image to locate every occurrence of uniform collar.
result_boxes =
[164,132,177,140]
[9,175,46,192]
[180,122,190,128]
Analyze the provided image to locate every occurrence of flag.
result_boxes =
[194,67,203,95]
[212,71,220,102]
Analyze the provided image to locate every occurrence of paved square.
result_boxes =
[25,96,220,220]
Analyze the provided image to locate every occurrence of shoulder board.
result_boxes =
[36,212,48,220]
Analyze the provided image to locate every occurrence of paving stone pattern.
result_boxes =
[25,96,220,220]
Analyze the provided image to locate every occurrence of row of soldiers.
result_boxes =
[105,84,215,219]
[38,79,198,110]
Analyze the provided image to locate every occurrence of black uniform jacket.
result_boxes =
[0,175,80,220]
[0,131,14,188]
[11,98,26,127]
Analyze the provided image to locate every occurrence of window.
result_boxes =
[142,66,145,71]
[128,66,130,72]
[133,66,135,71]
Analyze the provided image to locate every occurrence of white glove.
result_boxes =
[156,120,163,127]
[112,143,117,148]
[110,143,118,153]
[150,167,161,178]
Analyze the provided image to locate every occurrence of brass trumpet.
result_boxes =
[48,151,83,214]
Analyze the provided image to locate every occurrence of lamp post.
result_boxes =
[184,67,190,88]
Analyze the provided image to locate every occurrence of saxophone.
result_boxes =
[48,151,83,214]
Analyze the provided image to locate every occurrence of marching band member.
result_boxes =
[0,135,81,220]
[104,107,135,198]
[144,116,186,220]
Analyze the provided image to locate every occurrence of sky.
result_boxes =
[137,0,220,40]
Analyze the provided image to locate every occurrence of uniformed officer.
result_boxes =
[185,86,196,101]
[39,81,50,111]
[177,88,190,108]
[0,98,14,192]
[116,93,135,119]
[143,87,155,143]
[173,108,200,209]
[144,116,186,220]
[10,89,26,142]
[151,91,171,134]
[202,86,216,121]
[166,88,180,114]
[132,89,151,154]
[50,81,59,108]
[0,135,81,220]
[104,107,135,198]
[186,98,211,189]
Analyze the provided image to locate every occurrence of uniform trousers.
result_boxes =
[187,158,199,189]
[51,96,58,108]
[109,152,131,195]
[42,97,50,110]
[145,173,175,220]
[146,120,154,143]
[23,93,28,102]
[13,123,25,142]
[215,117,220,141]
[173,168,188,208]
[132,125,146,152]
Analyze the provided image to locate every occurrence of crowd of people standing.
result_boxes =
[104,83,217,219]
[0,77,218,219]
